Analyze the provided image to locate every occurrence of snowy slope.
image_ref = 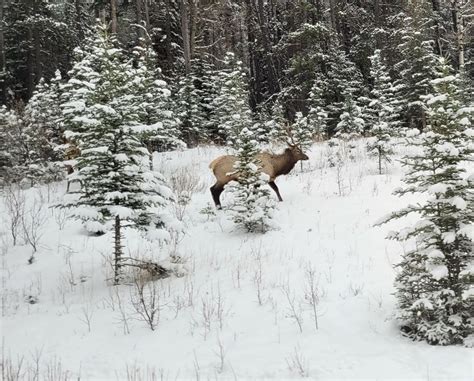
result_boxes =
[1,140,473,380]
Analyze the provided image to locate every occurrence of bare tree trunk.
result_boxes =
[431,0,442,55]
[114,215,123,285]
[110,0,118,34]
[180,0,191,75]
[0,0,6,104]
[26,26,34,97]
[34,31,41,84]
[189,0,197,58]
[329,0,337,32]
[165,0,173,71]
[136,0,145,40]
[75,0,85,40]
[256,0,280,95]
[451,0,467,68]
[143,0,150,32]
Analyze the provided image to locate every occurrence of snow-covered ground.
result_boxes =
[1,140,473,380]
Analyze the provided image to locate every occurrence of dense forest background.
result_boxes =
[1,0,472,133]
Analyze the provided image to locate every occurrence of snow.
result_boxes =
[441,231,456,244]
[1,140,472,379]
[426,94,447,105]
[428,264,449,280]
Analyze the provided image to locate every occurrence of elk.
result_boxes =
[209,143,309,208]
[64,142,81,193]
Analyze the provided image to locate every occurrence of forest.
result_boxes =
[0,0,473,379]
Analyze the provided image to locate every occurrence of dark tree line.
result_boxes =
[1,0,473,131]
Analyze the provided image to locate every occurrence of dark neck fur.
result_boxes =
[274,149,297,177]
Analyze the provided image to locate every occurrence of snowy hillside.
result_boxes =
[2,140,473,380]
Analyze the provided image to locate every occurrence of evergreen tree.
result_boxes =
[61,25,177,284]
[325,47,366,134]
[176,73,207,146]
[22,71,65,184]
[132,41,183,168]
[0,104,32,184]
[378,58,474,345]
[3,0,90,102]
[335,92,365,140]
[290,112,313,171]
[175,58,217,145]
[229,127,275,233]
[392,3,437,130]
[366,50,396,174]
[0,106,15,182]
[213,52,253,146]
[265,99,287,142]
[291,112,313,151]
[307,78,328,138]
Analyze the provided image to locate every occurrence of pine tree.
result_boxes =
[0,104,32,184]
[132,41,183,168]
[175,58,217,145]
[307,78,328,138]
[378,58,474,345]
[335,92,365,140]
[176,73,206,146]
[326,47,366,134]
[265,99,287,142]
[229,127,275,233]
[213,52,253,147]
[366,50,396,174]
[392,3,437,130]
[0,106,15,182]
[22,71,65,184]
[61,25,177,284]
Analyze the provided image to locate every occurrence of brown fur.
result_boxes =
[64,142,81,192]
[209,145,309,207]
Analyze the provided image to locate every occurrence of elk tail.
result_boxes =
[209,156,224,171]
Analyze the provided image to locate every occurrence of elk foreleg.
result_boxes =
[268,181,283,202]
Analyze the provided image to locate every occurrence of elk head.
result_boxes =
[284,125,309,161]
[287,143,309,161]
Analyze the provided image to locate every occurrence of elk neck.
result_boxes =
[272,149,297,177]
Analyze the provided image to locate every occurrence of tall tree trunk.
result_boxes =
[114,215,123,285]
[329,0,338,32]
[165,0,173,72]
[75,0,85,40]
[256,0,280,95]
[136,0,145,41]
[26,26,34,98]
[180,0,191,75]
[110,0,118,34]
[451,0,466,68]
[0,0,6,104]
[189,0,197,58]
[143,0,150,32]
[34,30,41,84]
[431,0,442,55]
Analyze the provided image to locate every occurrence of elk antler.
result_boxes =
[283,124,297,147]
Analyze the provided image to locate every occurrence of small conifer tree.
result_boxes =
[307,79,328,138]
[229,127,275,233]
[291,112,313,170]
[22,71,65,184]
[132,41,183,169]
[378,58,473,345]
[366,50,396,174]
[213,52,253,147]
[336,92,365,140]
[61,25,178,284]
